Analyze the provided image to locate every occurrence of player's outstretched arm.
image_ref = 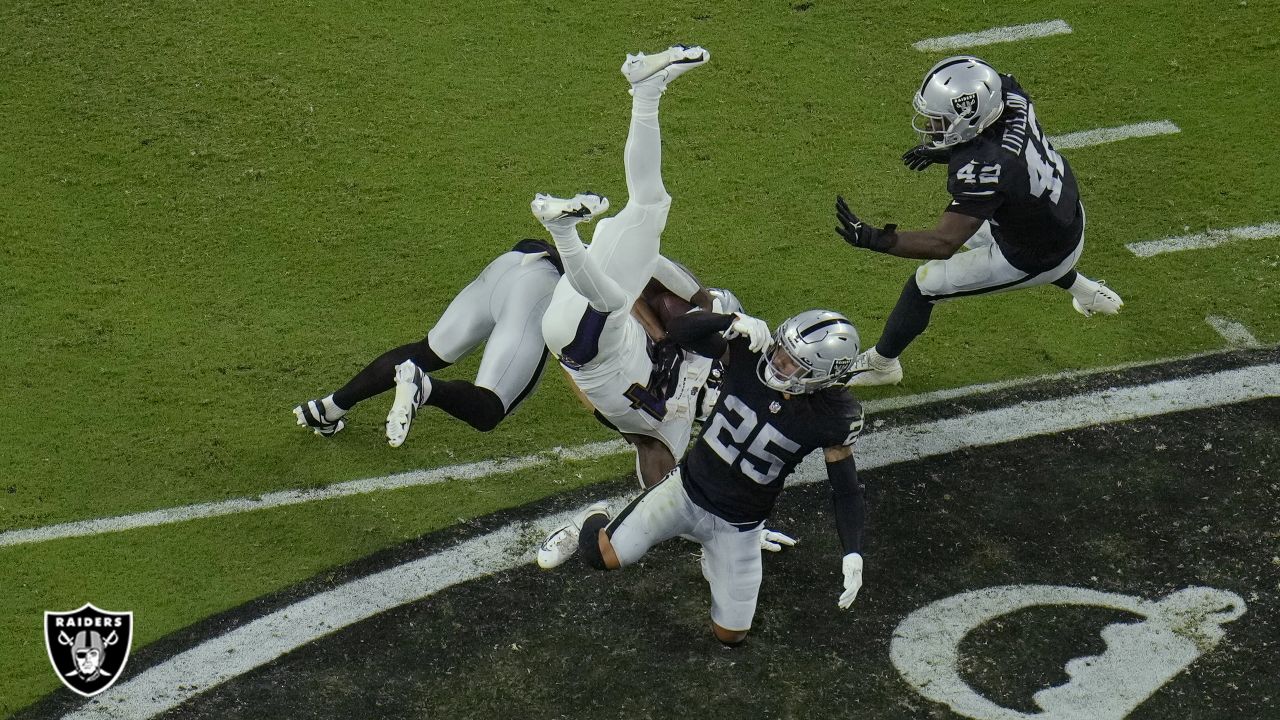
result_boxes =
[825,444,866,609]
[836,195,980,260]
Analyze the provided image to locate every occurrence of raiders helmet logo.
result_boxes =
[951,92,979,118]
[44,603,134,697]
[831,357,854,377]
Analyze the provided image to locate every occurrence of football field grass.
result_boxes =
[2,0,1278,714]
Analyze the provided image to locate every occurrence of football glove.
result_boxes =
[835,196,897,253]
[901,144,951,171]
[728,312,771,352]
[838,552,863,609]
[760,527,797,552]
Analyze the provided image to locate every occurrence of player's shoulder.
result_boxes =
[947,136,1013,197]
[809,387,865,446]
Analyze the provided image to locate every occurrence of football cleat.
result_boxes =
[530,192,609,230]
[1072,280,1124,317]
[845,349,904,387]
[294,399,345,438]
[385,360,430,448]
[621,45,709,86]
[537,501,610,569]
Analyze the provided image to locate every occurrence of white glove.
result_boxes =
[760,527,797,552]
[838,552,863,609]
[728,313,771,353]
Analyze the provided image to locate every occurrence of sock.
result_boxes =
[1051,269,1078,290]
[320,395,346,420]
[331,339,450,410]
[423,381,507,433]
[875,276,935,359]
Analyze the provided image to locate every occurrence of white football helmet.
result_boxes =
[913,56,1004,148]
[757,309,860,394]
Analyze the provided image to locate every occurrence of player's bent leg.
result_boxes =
[577,514,619,570]
[420,382,506,432]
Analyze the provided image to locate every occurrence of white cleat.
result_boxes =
[537,501,611,569]
[1072,280,1124,317]
[845,350,904,387]
[294,400,345,438]
[386,360,430,448]
[530,192,609,230]
[621,45,709,86]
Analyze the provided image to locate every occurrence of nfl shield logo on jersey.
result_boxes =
[951,92,978,118]
[44,603,134,697]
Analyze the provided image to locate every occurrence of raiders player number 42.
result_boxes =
[833,55,1124,387]
[537,308,868,646]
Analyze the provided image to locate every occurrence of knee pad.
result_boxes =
[577,513,612,570]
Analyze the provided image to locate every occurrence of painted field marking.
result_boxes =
[3,350,1273,549]
[60,362,1280,719]
[913,20,1072,51]
[1206,316,1261,348]
[1125,222,1280,257]
[1048,120,1181,150]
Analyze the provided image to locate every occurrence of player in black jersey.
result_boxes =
[537,308,868,645]
[293,239,711,446]
[833,56,1124,387]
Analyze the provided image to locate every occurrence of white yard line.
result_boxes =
[913,20,1072,51]
[1125,222,1280,257]
[60,362,1280,720]
[1048,120,1180,150]
[1206,316,1261,348]
[3,352,1273,549]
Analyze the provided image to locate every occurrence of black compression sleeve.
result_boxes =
[826,455,865,556]
[666,311,734,358]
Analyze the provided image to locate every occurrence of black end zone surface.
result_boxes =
[153,398,1277,720]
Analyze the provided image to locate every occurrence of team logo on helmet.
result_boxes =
[44,603,134,697]
[951,92,978,118]
[831,356,854,378]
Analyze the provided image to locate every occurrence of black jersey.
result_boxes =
[681,337,865,525]
[946,75,1083,273]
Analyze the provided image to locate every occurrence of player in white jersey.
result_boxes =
[534,45,763,489]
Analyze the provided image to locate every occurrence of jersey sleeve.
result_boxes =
[946,145,1011,221]
[825,392,866,448]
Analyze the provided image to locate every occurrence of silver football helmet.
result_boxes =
[912,56,1004,149]
[708,287,743,315]
[757,309,860,394]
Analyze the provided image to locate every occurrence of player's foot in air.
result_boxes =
[537,501,611,569]
[846,348,904,387]
[294,399,345,438]
[530,192,609,231]
[386,360,431,447]
[621,45,709,87]
[1070,278,1124,317]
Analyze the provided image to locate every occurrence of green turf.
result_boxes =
[1,0,1278,713]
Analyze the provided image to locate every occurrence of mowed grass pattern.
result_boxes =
[1,0,1278,713]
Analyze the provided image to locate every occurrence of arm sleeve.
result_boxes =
[550,233,630,312]
[826,454,865,556]
[650,255,703,302]
[666,311,734,359]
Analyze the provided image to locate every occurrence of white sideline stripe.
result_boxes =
[1048,120,1181,150]
[1206,316,1261,348]
[62,363,1280,719]
[913,20,1071,51]
[2,350,1273,548]
[1125,222,1280,257]
[0,440,625,548]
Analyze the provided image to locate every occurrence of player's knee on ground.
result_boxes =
[577,514,615,570]
[712,622,748,647]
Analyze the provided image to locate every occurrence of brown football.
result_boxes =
[649,291,695,326]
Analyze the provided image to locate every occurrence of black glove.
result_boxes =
[901,144,951,171]
[835,196,897,252]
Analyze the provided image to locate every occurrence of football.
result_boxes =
[648,290,695,326]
